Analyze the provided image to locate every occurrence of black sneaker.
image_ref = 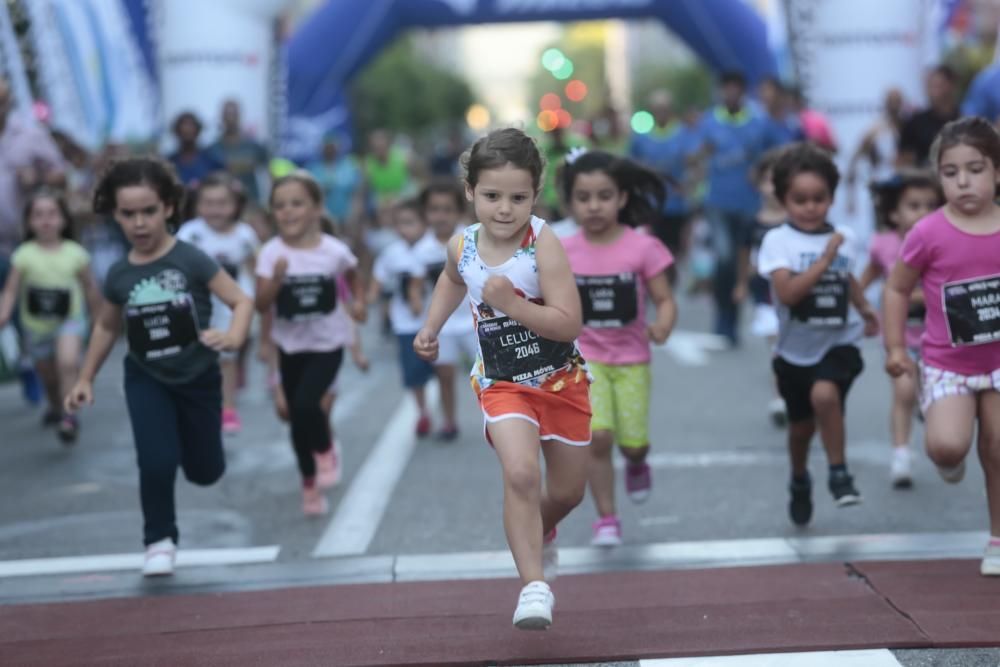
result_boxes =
[828,469,862,507]
[41,410,61,427]
[788,477,813,526]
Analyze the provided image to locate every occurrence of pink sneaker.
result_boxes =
[591,515,622,547]
[416,414,431,438]
[222,408,241,435]
[302,485,329,516]
[625,462,652,504]
[315,441,342,489]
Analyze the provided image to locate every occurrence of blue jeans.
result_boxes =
[124,357,225,546]
[705,207,754,344]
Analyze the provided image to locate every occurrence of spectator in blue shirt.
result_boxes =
[694,71,770,345]
[167,111,224,191]
[629,89,699,263]
[962,62,1000,126]
[757,76,803,148]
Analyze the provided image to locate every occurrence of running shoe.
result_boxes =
[437,424,459,442]
[542,528,558,582]
[19,364,42,406]
[981,541,1000,576]
[415,414,431,438]
[315,441,342,489]
[302,485,329,516]
[890,447,913,489]
[512,581,554,630]
[57,414,78,445]
[828,469,862,507]
[222,408,241,435]
[142,538,176,577]
[591,515,622,547]
[768,397,787,427]
[625,462,652,504]
[41,410,61,428]
[788,475,813,526]
[937,459,966,484]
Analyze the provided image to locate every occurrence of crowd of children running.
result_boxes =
[2,111,998,631]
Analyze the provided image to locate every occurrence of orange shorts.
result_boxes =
[479,379,592,447]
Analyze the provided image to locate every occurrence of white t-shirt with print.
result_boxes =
[413,230,474,337]
[373,238,428,335]
[177,218,259,296]
[757,223,863,366]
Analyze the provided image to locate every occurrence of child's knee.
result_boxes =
[184,460,225,486]
[548,481,586,510]
[504,463,541,497]
[926,435,970,467]
[810,382,841,415]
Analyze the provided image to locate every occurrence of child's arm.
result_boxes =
[78,264,102,323]
[883,260,921,377]
[65,301,122,411]
[485,226,582,342]
[345,267,367,322]
[258,308,275,363]
[646,270,677,345]
[202,269,253,352]
[414,235,468,362]
[255,258,287,312]
[770,233,843,307]
[849,274,879,337]
[858,261,882,291]
[0,267,21,329]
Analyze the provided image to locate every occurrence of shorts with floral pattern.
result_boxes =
[920,363,1000,413]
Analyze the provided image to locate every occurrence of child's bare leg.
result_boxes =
[540,439,589,536]
[489,419,544,584]
[976,391,1000,537]
[587,430,615,518]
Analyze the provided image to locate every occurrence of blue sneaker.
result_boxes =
[19,364,42,405]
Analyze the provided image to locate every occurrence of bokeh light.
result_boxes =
[466,103,491,131]
[537,110,559,132]
[541,48,566,72]
[556,109,573,129]
[565,80,587,102]
[539,93,562,111]
[552,60,574,80]
[630,110,655,134]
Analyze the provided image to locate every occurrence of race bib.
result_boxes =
[276,274,337,322]
[126,296,199,361]
[425,262,446,286]
[478,316,575,384]
[577,273,638,328]
[943,274,1000,347]
[790,270,848,327]
[26,287,71,318]
[221,262,240,279]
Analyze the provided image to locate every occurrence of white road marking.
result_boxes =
[641,649,902,666]
[313,382,440,558]
[0,546,281,578]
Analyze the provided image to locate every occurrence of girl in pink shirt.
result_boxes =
[884,117,1000,576]
[561,150,677,547]
[256,172,366,516]
[861,170,941,488]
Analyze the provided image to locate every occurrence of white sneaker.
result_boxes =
[768,397,787,427]
[542,531,558,582]
[890,448,913,489]
[512,581,554,630]
[982,541,1000,576]
[937,459,966,484]
[142,538,176,577]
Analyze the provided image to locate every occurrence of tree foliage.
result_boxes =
[349,36,474,142]
[631,62,714,114]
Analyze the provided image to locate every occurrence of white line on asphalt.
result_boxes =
[0,546,281,578]
[313,382,440,558]
[640,649,902,666]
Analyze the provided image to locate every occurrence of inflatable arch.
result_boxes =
[285,0,776,154]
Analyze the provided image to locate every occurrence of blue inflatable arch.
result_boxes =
[285,0,776,153]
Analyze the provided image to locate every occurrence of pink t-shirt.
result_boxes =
[256,234,358,354]
[901,208,1000,375]
[869,230,923,349]
[563,226,674,365]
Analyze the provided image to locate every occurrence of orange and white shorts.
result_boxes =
[479,379,592,447]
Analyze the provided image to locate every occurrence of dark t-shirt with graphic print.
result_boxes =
[104,240,220,384]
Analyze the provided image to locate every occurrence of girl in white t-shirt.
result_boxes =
[256,172,366,516]
[178,173,259,434]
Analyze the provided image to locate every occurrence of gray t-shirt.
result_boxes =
[104,240,220,384]
[757,223,863,366]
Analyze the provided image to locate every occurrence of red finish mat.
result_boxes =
[1,560,995,667]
